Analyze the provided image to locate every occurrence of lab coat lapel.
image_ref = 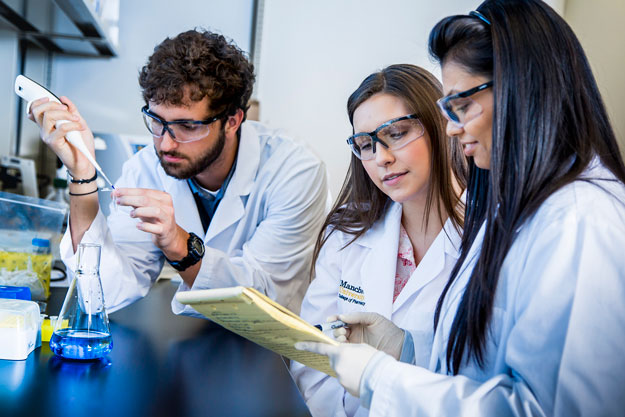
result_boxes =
[161,170,205,238]
[392,218,459,312]
[429,221,484,371]
[359,202,402,319]
[204,123,260,243]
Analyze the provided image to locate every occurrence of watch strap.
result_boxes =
[166,232,205,272]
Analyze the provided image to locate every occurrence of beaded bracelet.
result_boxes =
[68,188,98,196]
[68,171,97,184]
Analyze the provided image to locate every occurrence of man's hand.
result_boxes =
[294,341,378,397]
[329,312,405,360]
[28,96,95,179]
[112,188,188,258]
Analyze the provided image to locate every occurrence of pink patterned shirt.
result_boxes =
[394,224,417,302]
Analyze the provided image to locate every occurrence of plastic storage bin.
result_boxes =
[0,191,67,300]
[0,298,42,360]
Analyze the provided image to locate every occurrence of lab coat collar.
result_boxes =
[354,201,461,256]
[204,122,261,242]
[392,216,461,312]
[226,122,261,197]
[355,201,462,316]
[429,221,485,372]
[354,200,399,249]
[442,217,462,259]
[157,155,205,238]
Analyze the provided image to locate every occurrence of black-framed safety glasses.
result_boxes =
[346,114,424,161]
[141,105,225,143]
[437,81,493,127]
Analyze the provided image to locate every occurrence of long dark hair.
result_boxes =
[311,64,467,274]
[429,0,625,374]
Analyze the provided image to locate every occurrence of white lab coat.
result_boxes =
[291,201,461,417]
[362,159,625,417]
[60,121,329,316]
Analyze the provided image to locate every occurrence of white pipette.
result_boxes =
[14,75,115,189]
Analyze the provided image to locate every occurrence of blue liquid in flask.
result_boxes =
[50,328,113,360]
[53,243,113,360]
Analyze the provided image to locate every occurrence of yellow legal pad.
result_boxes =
[176,286,339,377]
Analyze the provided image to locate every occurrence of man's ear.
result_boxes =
[224,108,244,135]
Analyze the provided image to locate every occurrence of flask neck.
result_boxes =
[76,267,99,275]
[76,243,102,273]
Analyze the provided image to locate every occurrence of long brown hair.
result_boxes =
[311,64,467,276]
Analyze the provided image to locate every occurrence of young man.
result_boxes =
[29,30,329,315]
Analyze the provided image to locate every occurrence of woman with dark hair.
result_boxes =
[291,63,466,416]
[296,1,625,415]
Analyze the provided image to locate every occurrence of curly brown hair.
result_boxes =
[139,29,255,121]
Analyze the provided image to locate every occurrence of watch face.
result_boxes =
[190,234,205,257]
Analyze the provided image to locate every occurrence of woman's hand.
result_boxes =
[329,312,405,360]
[294,341,378,397]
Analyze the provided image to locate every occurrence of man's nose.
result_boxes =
[159,128,179,151]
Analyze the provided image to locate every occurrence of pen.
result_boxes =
[314,319,348,332]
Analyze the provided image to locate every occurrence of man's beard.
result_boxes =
[157,127,226,180]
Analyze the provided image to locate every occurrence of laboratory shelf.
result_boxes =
[0,0,117,57]
[53,0,117,56]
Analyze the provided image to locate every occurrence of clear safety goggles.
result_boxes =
[141,105,225,143]
[436,81,493,128]
[346,114,425,161]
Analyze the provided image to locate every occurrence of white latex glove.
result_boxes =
[294,341,378,397]
[329,312,405,360]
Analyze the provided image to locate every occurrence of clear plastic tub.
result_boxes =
[0,191,67,300]
[0,298,42,360]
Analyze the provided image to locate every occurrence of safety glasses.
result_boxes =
[346,114,425,160]
[141,106,225,143]
[436,81,493,128]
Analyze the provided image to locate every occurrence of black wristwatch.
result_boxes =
[166,232,205,271]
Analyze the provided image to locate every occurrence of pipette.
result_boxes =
[14,75,115,189]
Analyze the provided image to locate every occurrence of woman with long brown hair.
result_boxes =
[291,63,465,416]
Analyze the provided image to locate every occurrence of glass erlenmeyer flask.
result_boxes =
[50,243,113,359]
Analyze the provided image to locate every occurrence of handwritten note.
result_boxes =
[176,287,339,376]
